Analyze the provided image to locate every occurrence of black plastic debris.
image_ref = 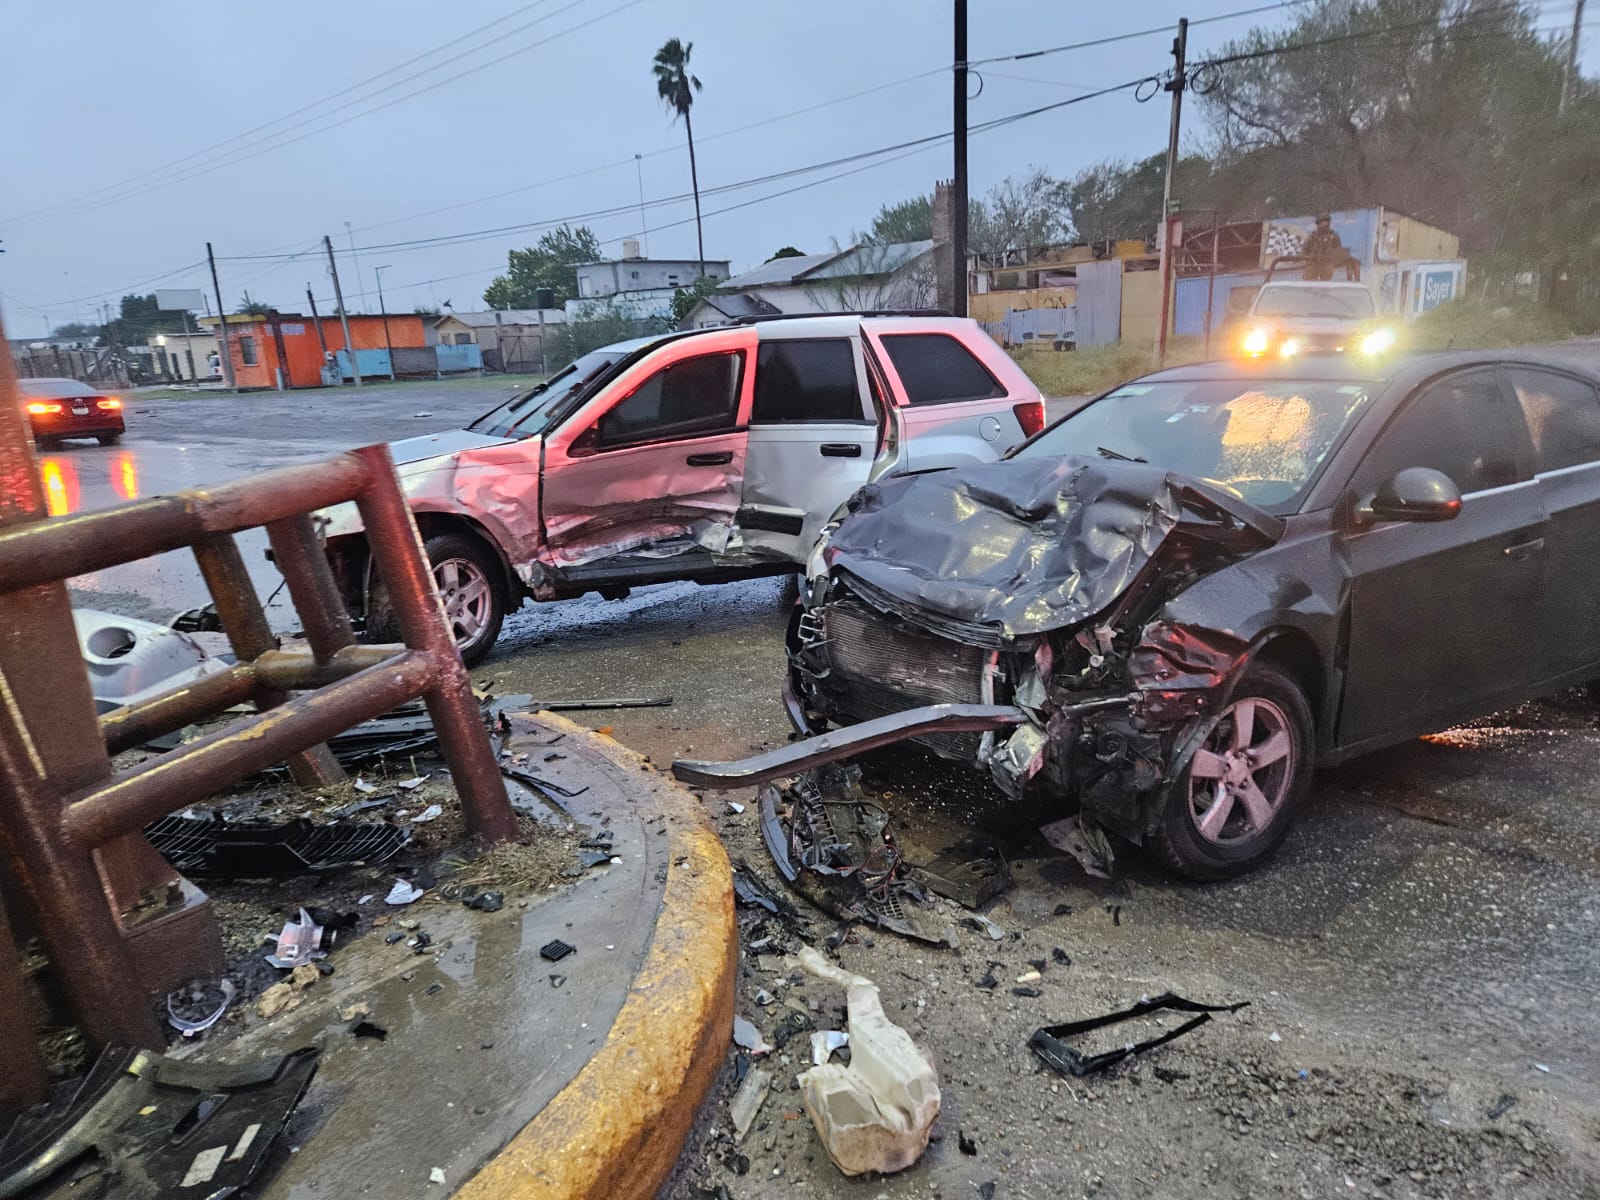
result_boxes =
[958,1130,978,1156]
[978,1182,997,1200]
[769,1010,815,1050]
[351,1020,388,1041]
[1028,992,1249,1077]
[466,891,505,913]
[1052,948,1071,965]
[1487,1094,1518,1120]
[1011,987,1042,998]
[975,962,1001,991]
[1053,904,1073,917]
[384,931,405,945]
[908,842,1012,910]
[0,1045,317,1199]
[757,765,952,946]
[540,939,576,962]
[549,973,567,988]
[328,795,393,820]
[145,813,409,876]
[732,866,781,914]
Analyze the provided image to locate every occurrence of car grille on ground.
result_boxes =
[820,600,989,760]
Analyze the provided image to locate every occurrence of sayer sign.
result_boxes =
[1419,269,1457,312]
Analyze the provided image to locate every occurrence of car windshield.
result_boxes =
[1015,377,1376,513]
[21,379,95,399]
[467,346,635,438]
[1253,287,1375,319]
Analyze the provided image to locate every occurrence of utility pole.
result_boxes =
[1561,0,1587,114]
[306,284,331,361]
[324,235,362,387]
[952,0,969,318]
[206,242,235,388]
[374,265,396,380]
[1156,17,1188,365]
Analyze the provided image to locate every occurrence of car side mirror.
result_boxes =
[1354,467,1462,527]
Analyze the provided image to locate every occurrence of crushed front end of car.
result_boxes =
[677,455,1285,887]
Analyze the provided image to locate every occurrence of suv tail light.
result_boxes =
[1012,399,1045,438]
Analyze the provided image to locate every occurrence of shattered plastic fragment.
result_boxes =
[166,979,237,1038]
[397,775,429,790]
[733,1015,772,1055]
[265,908,324,969]
[729,1066,772,1143]
[810,1030,850,1066]
[353,777,379,794]
[1028,992,1249,1077]
[429,1166,446,1185]
[1039,815,1116,880]
[411,804,444,824]
[385,879,424,905]
[793,947,940,1177]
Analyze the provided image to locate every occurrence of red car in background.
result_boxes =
[20,377,125,448]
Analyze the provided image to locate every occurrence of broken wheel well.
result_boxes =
[332,513,521,618]
[1252,630,1325,728]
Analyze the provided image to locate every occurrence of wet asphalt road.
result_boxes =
[44,365,1600,1196]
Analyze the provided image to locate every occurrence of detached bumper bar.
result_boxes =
[671,703,1028,789]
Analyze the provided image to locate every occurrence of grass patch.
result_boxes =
[1010,337,1208,398]
[1405,300,1582,351]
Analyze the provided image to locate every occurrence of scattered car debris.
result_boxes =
[165,979,237,1039]
[810,1031,849,1066]
[385,879,425,906]
[73,607,228,715]
[145,813,410,876]
[978,1182,997,1200]
[1011,987,1042,998]
[727,801,746,814]
[0,1045,318,1200]
[466,890,505,912]
[549,974,566,988]
[410,804,444,824]
[339,1001,371,1022]
[329,796,393,820]
[906,841,1012,909]
[1487,1094,1518,1120]
[793,946,940,1177]
[729,1065,773,1143]
[397,775,430,790]
[961,914,1007,942]
[959,1129,978,1156]
[429,1166,447,1185]
[353,777,380,794]
[975,963,1001,991]
[351,1019,388,1041]
[539,938,576,962]
[1028,992,1249,1077]
[1038,815,1116,879]
[757,765,952,946]
[732,866,782,915]
[265,907,326,969]
[732,1015,772,1055]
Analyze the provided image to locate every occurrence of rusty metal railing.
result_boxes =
[0,440,516,1078]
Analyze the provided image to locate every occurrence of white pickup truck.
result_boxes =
[320,313,1047,663]
[1237,281,1393,358]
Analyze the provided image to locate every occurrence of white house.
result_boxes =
[567,238,731,324]
[681,240,937,329]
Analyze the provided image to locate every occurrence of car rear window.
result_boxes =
[752,339,864,423]
[880,333,1006,406]
[21,379,95,399]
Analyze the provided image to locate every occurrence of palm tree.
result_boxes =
[652,37,705,278]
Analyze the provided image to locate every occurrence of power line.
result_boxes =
[969,1,1301,67]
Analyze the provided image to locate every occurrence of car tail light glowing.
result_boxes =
[26,402,61,415]
[96,397,122,410]
[1013,399,1046,438]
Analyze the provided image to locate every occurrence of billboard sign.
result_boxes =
[155,288,206,313]
[1418,268,1457,312]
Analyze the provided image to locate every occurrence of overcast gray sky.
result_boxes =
[0,0,1587,328]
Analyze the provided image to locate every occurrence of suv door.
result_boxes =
[1337,368,1544,746]
[738,335,877,561]
[539,329,756,569]
[862,322,1029,472]
[1504,365,1600,682]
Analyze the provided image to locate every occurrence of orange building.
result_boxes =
[198,312,428,389]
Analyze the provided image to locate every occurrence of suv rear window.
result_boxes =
[752,339,863,422]
[880,333,1006,406]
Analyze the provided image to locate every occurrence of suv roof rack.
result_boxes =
[731,308,954,325]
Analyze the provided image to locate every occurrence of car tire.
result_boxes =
[366,531,506,668]
[97,433,121,446]
[1149,660,1313,881]
[34,436,60,451]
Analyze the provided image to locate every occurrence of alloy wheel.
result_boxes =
[434,556,493,650]
[1186,696,1296,845]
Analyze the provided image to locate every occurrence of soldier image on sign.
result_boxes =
[1302,213,1349,281]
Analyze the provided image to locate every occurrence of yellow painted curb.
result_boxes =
[455,715,736,1200]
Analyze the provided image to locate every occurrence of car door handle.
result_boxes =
[1503,536,1545,560]
[820,443,863,458]
[685,451,733,467]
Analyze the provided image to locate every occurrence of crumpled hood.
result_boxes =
[823,455,1284,644]
[387,428,515,466]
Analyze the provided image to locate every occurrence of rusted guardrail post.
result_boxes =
[352,445,518,843]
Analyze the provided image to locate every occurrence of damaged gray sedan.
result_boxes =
[679,352,1600,879]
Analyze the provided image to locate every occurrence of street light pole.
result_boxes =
[374,265,396,380]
